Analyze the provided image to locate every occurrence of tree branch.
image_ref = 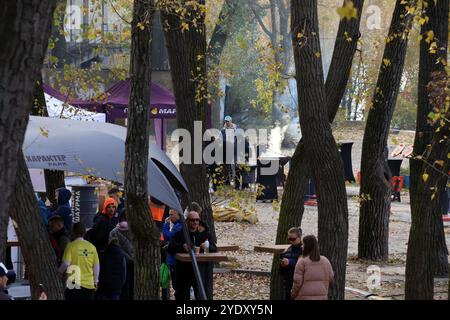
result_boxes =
[248,0,273,38]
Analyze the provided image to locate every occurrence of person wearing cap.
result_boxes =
[223,115,237,130]
[108,187,124,219]
[0,262,13,300]
[222,116,238,186]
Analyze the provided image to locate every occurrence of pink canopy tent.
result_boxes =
[46,80,211,151]
[72,80,177,151]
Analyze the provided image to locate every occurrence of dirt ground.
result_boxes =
[213,186,450,300]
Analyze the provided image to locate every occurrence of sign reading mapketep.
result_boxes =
[25,155,68,168]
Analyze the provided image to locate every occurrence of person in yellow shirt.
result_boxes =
[59,222,100,300]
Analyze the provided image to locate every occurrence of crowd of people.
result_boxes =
[0,115,335,300]
[1,186,220,301]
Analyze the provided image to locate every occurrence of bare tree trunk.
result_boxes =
[406,73,449,299]
[270,0,281,123]
[358,0,417,261]
[50,0,69,67]
[32,73,66,206]
[0,0,57,230]
[409,0,449,279]
[9,149,65,300]
[162,0,215,299]
[125,0,160,300]
[406,0,449,299]
[0,210,8,263]
[291,0,349,300]
[207,0,238,127]
[271,0,364,299]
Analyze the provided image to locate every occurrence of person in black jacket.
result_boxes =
[0,262,13,300]
[97,238,127,300]
[168,211,217,300]
[279,227,303,300]
[48,216,71,265]
[88,198,119,258]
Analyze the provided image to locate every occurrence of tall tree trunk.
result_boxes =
[409,0,449,279]
[0,0,57,231]
[358,0,417,261]
[51,0,69,67]
[9,149,65,300]
[270,0,281,124]
[207,0,238,67]
[32,73,66,207]
[207,0,238,128]
[270,0,364,299]
[406,0,449,299]
[162,0,215,299]
[270,141,309,298]
[44,170,66,209]
[277,0,291,76]
[405,72,449,299]
[291,0,349,300]
[125,0,160,300]
[0,210,8,263]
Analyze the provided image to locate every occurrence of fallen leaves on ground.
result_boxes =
[214,273,270,300]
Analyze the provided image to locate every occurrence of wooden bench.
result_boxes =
[176,253,229,262]
[216,245,240,252]
[253,244,290,254]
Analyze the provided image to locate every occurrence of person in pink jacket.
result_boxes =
[291,235,334,300]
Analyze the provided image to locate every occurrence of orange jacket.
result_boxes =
[150,201,166,240]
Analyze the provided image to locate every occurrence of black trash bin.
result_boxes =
[71,185,99,229]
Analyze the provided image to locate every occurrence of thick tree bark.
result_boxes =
[125,0,161,300]
[44,170,66,209]
[358,0,416,261]
[406,0,449,299]
[405,79,450,299]
[0,210,8,263]
[409,0,449,279]
[270,142,309,298]
[162,0,215,299]
[291,0,349,300]
[32,73,67,206]
[0,0,57,232]
[270,0,364,299]
[9,149,65,300]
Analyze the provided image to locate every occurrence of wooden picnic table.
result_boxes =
[216,245,240,252]
[176,253,229,262]
[253,244,290,254]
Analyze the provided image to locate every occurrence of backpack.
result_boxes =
[160,263,171,289]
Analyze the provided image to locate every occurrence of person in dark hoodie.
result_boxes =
[88,198,118,262]
[97,237,127,300]
[279,227,303,300]
[48,188,73,232]
[168,211,217,300]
